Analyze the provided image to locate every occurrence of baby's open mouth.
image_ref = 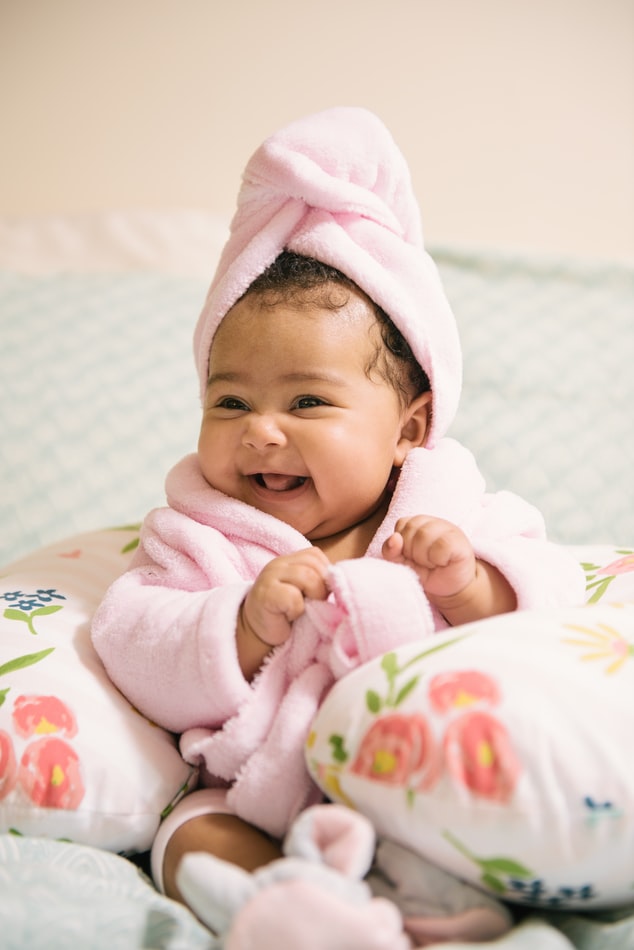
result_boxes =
[254,473,307,492]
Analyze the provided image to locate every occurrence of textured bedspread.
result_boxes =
[0,835,213,949]
[2,227,633,567]
[1,835,633,950]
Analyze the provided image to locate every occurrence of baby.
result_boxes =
[92,108,584,944]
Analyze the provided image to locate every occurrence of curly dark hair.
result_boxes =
[244,251,430,404]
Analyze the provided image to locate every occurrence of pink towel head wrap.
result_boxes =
[193,107,462,446]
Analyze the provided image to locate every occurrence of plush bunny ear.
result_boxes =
[283,804,376,880]
[176,851,258,936]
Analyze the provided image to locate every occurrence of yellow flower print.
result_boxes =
[314,762,358,809]
[563,621,634,674]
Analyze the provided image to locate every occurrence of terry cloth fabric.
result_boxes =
[193,107,462,447]
[91,442,585,839]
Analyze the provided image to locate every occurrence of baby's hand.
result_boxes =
[241,547,330,648]
[382,515,476,603]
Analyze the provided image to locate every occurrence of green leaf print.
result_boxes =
[110,523,142,555]
[0,647,55,705]
[160,770,198,820]
[328,734,350,764]
[371,635,468,711]
[443,829,533,895]
[479,856,534,877]
[121,537,140,554]
[481,872,507,894]
[585,576,614,604]
[394,676,420,707]
[3,604,64,635]
[380,652,399,677]
[582,549,634,604]
[0,648,55,678]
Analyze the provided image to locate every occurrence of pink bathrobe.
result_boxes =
[91,440,585,838]
[93,107,585,839]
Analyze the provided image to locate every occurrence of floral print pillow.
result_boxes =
[306,545,634,911]
[0,528,194,854]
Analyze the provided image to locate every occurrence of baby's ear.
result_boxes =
[394,391,432,464]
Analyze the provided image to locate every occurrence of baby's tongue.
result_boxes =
[261,473,303,492]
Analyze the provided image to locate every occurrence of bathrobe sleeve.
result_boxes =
[91,506,256,734]
[467,489,587,609]
[372,441,587,615]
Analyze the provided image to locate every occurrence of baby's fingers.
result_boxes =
[382,532,405,562]
[287,547,331,601]
[393,517,441,565]
[394,517,468,569]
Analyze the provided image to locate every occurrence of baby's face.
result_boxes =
[198,286,424,541]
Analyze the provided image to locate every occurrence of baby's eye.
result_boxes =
[217,396,249,411]
[293,395,326,410]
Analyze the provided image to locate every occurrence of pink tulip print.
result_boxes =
[0,730,17,800]
[429,670,501,713]
[350,712,441,792]
[12,694,78,739]
[342,650,522,805]
[1,694,85,811]
[19,735,84,809]
[443,709,521,803]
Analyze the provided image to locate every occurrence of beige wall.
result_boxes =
[2,0,633,262]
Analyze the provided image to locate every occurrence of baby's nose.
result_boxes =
[243,413,287,449]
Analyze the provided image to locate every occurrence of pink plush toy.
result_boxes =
[176,804,410,950]
[176,803,512,949]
